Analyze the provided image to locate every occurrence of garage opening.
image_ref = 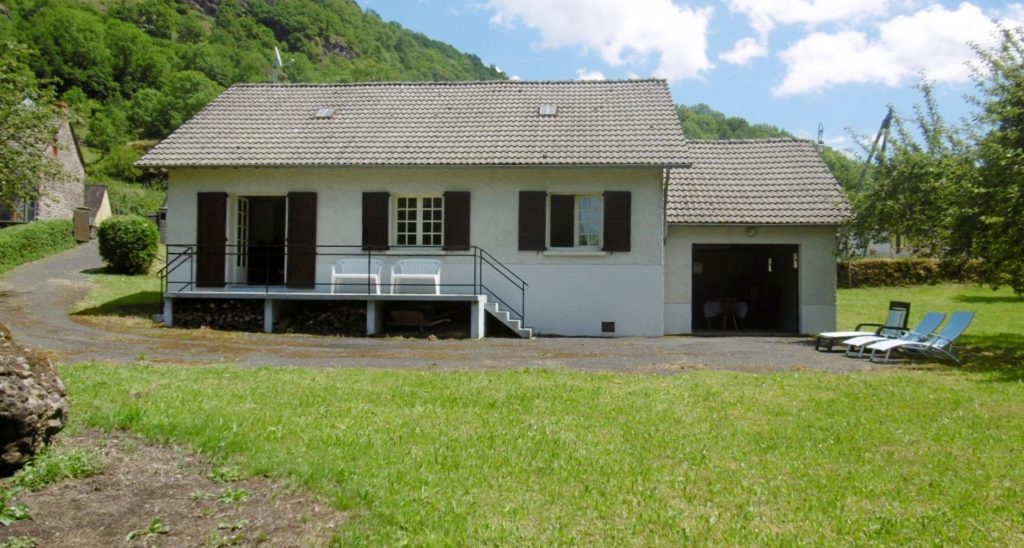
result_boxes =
[692,244,799,333]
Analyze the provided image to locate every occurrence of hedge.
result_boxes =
[0,220,77,275]
[838,258,984,288]
[97,215,160,274]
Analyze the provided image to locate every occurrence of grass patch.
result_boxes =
[63,363,1024,545]
[0,220,77,275]
[73,271,161,318]
[12,447,106,491]
[73,247,164,319]
[838,284,1024,374]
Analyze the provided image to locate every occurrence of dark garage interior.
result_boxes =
[691,244,799,333]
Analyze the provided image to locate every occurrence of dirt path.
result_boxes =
[0,243,874,372]
[1,429,345,547]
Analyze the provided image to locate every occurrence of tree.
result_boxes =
[677,103,791,140]
[25,6,114,97]
[970,27,1024,292]
[0,42,66,214]
[853,82,977,258]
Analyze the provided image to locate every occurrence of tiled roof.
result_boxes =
[668,139,852,225]
[137,80,688,167]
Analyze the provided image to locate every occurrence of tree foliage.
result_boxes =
[677,103,793,140]
[851,83,977,257]
[853,26,1024,294]
[970,27,1024,292]
[0,42,65,213]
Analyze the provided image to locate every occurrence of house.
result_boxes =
[84,184,112,236]
[138,80,850,338]
[0,114,87,226]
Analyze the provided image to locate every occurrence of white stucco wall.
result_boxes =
[165,166,666,336]
[664,225,839,335]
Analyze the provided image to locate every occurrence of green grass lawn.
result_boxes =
[57,281,1024,544]
[63,364,1024,545]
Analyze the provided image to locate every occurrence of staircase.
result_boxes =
[484,302,533,338]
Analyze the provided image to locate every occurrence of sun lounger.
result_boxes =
[865,311,975,364]
[814,300,910,352]
[841,311,946,357]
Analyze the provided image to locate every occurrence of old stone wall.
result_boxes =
[35,119,86,221]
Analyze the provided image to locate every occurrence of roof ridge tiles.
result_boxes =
[230,79,670,88]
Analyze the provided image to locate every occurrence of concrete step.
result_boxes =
[483,301,533,338]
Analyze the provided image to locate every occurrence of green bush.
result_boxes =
[97,216,159,274]
[93,145,143,182]
[0,220,77,275]
[838,258,984,288]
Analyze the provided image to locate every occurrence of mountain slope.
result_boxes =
[2,0,504,158]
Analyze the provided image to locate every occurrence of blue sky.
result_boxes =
[357,0,1022,151]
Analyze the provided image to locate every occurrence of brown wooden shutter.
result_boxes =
[196,192,227,287]
[602,191,631,252]
[442,191,470,251]
[518,191,547,251]
[286,192,317,289]
[362,192,390,251]
[549,194,575,248]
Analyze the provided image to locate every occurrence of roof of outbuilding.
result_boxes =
[667,139,852,225]
[137,80,689,168]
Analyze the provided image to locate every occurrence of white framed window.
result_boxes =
[236,197,249,268]
[576,195,601,248]
[549,193,602,249]
[395,196,444,246]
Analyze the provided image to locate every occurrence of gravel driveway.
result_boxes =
[0,243,877,373]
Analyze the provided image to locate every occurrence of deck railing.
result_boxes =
[159,244,529,323]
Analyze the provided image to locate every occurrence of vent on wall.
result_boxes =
[538,105,558,117]
[601,321,616,333]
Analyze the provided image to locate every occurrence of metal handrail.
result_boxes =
[158,245,193,294]
[476,248,527,322]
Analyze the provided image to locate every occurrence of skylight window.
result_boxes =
[315,107,335,119]
[538,105,558,117]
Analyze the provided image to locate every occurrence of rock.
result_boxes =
[0,325,69,476]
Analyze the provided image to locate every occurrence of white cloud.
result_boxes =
[576,68,606,80]
[484,0,714,82]
[727,0,892,35]
[720,36,768,65]
[773,3,1024,96]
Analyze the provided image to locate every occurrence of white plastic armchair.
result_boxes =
[331,258,383,294]
[390,259,442,294]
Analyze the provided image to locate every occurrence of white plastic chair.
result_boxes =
[331,258,383,294]
[390,259,442,294]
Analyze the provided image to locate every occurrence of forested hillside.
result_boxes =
[677,103,792,140]
[0,0,504,212]
[677,103,861,190]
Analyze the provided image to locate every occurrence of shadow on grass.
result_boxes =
[955,333,1024,382]
[953,294,1024,304]
[73,291,162,319]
